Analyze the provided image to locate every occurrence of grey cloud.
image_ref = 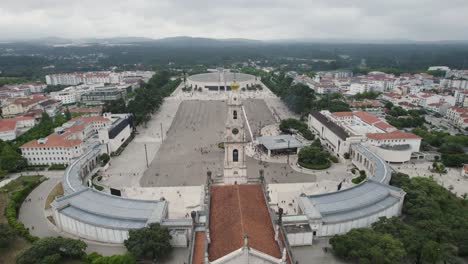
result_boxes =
[0,0,467,41]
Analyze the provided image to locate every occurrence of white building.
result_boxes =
[98,113,133,155]
[20,116,111,165]
[308,111,421,163]
[445,107,468,129]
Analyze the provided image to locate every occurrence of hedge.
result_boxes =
[48,164,67,170]
[298,160,331,170]
[352,174,366,184]
[4,177,45,242]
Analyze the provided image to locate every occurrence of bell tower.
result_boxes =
[223,80,248,184]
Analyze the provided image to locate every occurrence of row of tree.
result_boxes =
[412,127,468,167]
[6,223,172,264]
[103,71,181,126]
[261,72,350,116]
[330,172,468,263]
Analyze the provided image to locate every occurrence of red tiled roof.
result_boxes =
[354,111,381,124]
[10,95,47,107]
[208,184,281,261]
[367,130,421,140]
[398,102,417,107]
[464,164,468,171]
[20,116,109,148]
[382,93,401,99]
[20,133,82,148]
[192,232,205,264]
[332,112,353,117]
[374,121,396,131]
[0,119,17,132]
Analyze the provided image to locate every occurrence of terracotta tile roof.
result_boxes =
[68,107,102,113]
[0,119,17,132]
[367,130,421,140]
[10,95,47,107]
[382,93,401,99]
[398,102,417,107]
[464,164,468,172]
[449,107,468,113]
[192,232,205,264]
[208,184,281,261]
[354,111,381,124]
[20,116,108,149]
[20,133,82,148]
[374,121,396,131]
[332,112,353,117]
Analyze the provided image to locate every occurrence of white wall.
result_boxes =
[55,212,129,243]
[0,130,17,141]
[317,201,401,236]
[286,232,313,246]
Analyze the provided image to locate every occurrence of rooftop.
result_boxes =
[192,232,205,264]
[188,72,255,83]
[54,187,167,230]
[257,135,304,150]
[208,184,281,261]
[367,131,421,140]
[310,111,349,140]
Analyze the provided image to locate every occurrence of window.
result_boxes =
[233,110,237,120]
[233,149,239,162]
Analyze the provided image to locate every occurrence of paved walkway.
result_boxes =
[392,161,468,197]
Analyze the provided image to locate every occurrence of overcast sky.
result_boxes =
[1,0,468,41]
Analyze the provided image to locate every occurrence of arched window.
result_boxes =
[233,149,239,162]
[233,110,237,120]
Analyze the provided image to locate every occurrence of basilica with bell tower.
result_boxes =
[223,80,248,184]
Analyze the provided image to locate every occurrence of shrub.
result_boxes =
[329,155,339,163]
[99,153,110,166]
[4,177,45,242]
[48,164,67,170]
[352,174,366,184]
[279,118,314,140]
[298,145,331,170]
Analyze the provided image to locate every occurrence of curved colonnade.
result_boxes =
[298,143,406,237]
[51,144,169,243]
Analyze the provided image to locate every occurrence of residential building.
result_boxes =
[1,95,48,117]
[80,87,126,106]
[445,107,468,129]
[20,116,111,165]
[0,116,36,141]
[308,110,421,163]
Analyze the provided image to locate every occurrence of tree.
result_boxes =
[298,145,331,170]
[64,107,72,121]
[330,228,405,264]
[99,153,110,165]
[124,223,172,261]
[0,142,27,172]
[16,237,87,264]
[384,101,394,109]
[0,223,16,248]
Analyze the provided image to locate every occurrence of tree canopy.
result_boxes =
[124,223,172,261]
[16,237,87,264]
[297,141,331,170]
[332,172,468,263]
